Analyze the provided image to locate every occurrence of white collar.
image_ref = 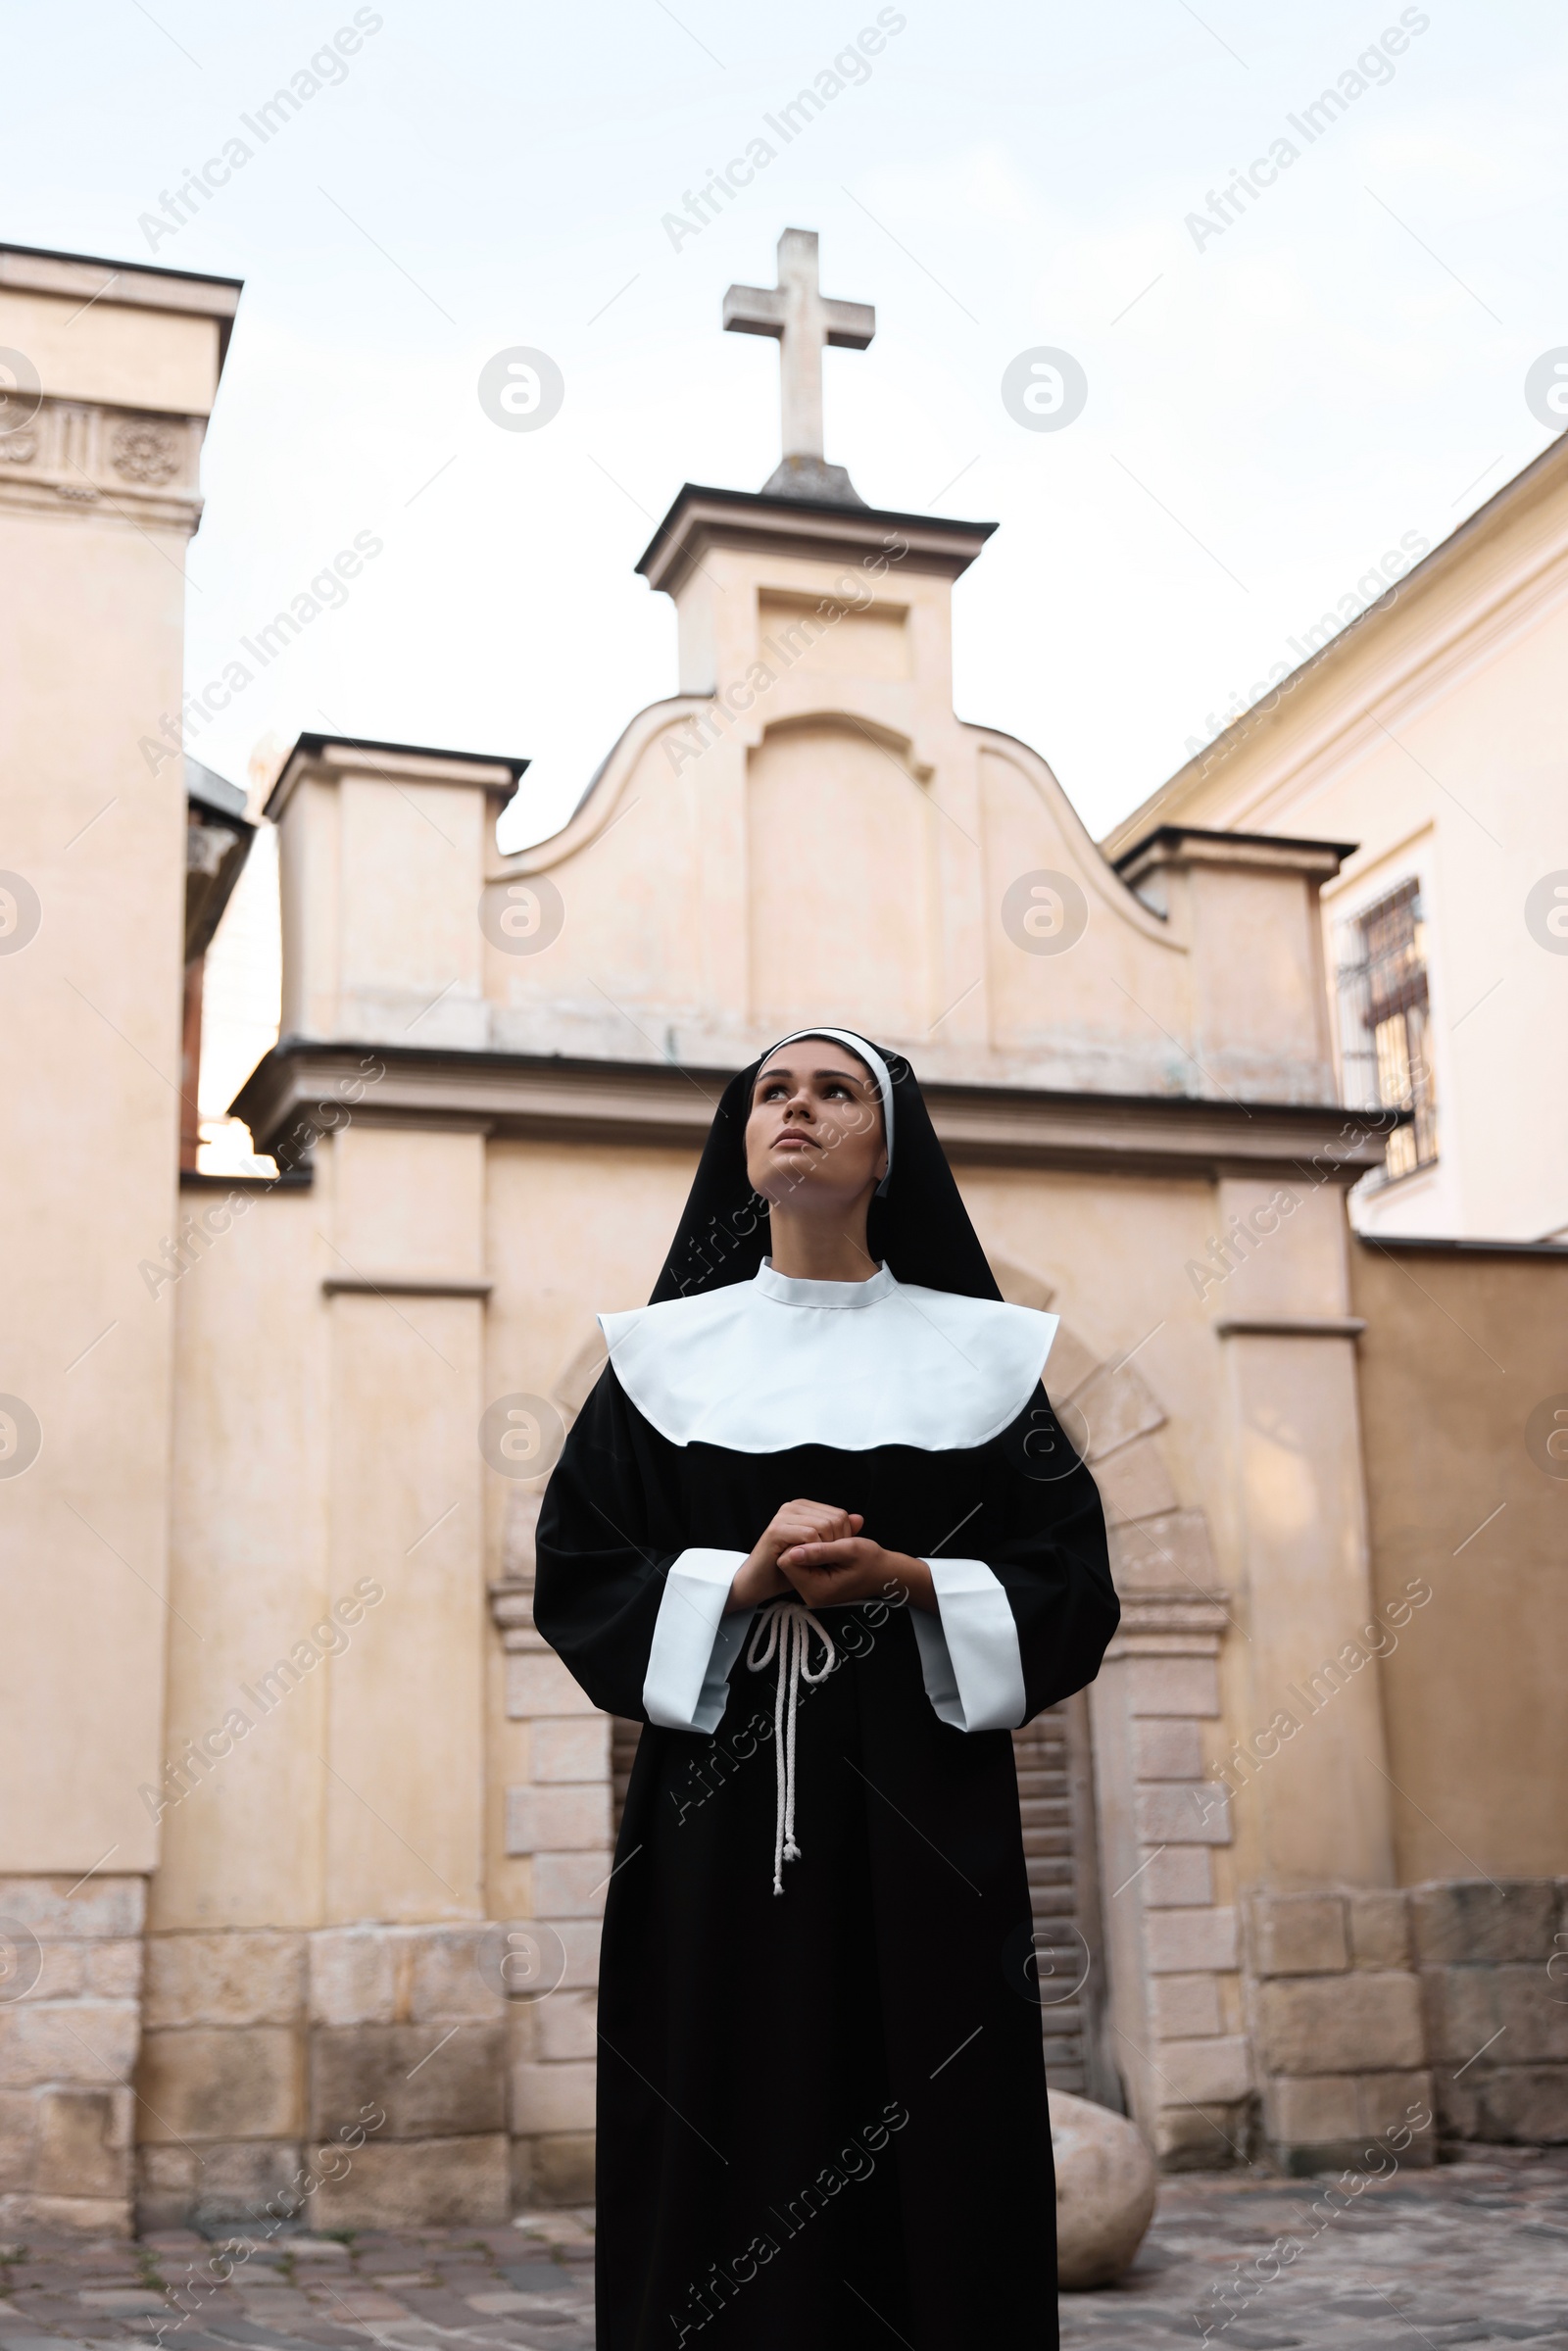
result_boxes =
[753,1259,897,1310]
[599,1261,1058,1454]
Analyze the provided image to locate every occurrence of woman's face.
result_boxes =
[743,1041,887,1211]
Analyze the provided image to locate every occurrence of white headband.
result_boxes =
[762,1027,896,1196]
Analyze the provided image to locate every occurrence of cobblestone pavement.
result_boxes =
[0,2214,595,2351]
[1,2152,1566,2350]
[1063,2148,1568,2349]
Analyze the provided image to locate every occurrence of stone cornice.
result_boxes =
[0,396,204,528]
[1115,824,1357,888]
[0,240,242,378]
[267,733,529,822]
[1356,1233,1568,1258]
[322,1273,493,1299]
[635,481,997,597]
[488,1581,541,1652]
[1213,1315,1367,1340]
[231,1040,1398,1182]
[1105,1593,1231,1655]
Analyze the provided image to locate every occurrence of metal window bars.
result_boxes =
[1336,877,1438,1181]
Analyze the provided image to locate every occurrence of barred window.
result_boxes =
[1336,878,1438,1181]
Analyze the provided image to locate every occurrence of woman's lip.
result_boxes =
[773,1132,816,1149]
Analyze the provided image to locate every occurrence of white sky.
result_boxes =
[7,0,1565,858]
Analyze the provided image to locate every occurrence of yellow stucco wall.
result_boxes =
[1349,1242,1568,1880]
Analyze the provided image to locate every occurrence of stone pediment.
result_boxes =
[263,497,1350,1107]
[253,227,1355,1115]
[473,483,1344,1103]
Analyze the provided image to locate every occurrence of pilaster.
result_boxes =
[0,242,238,2235]
[1091,1594,1248,2167]
[490,1491,611,2206]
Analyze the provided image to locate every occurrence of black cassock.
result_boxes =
[535,1025,1117,2350]
[536,1358,1115,2350]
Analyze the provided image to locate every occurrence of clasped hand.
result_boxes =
[725,1497,935,1615]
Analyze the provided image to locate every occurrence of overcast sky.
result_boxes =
[7,0,1565,850]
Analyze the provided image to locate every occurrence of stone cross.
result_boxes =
[723,228,874,500]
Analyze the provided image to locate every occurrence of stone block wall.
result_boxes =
[1246,1880,1568,2171]
[11,1705,1562,2225]
[1090,1583,1252,2169]
[38,1511,612,2235]
[134,1922,574,2229]
[1246,1888,1433,2172]
[0,1875,145,2235]
[493,1552,610,2209]
[1413,1881,1568,2145]
[1123,1635,1251,2161]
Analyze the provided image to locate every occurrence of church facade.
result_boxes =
[3,233,1564,2236]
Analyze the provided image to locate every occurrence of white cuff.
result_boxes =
[643,1549,753,1732]
[910,1559,1026,1732]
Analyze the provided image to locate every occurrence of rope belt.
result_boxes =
[745,1598,837,1896]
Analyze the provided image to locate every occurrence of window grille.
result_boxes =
[1336,877,1438,1181]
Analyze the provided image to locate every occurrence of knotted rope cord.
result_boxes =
[745,1597,837,1895]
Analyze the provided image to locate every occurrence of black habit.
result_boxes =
[534,1033,1118,2351]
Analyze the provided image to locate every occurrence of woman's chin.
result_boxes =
[753,1155,815,1191]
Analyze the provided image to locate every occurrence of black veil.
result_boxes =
[649,1034,1003,1306]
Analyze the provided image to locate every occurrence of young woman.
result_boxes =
[534,1028,1117,2351]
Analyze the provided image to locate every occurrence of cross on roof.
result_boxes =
[723,228,874,505]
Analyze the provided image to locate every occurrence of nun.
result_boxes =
[534,1028,1118,2351]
